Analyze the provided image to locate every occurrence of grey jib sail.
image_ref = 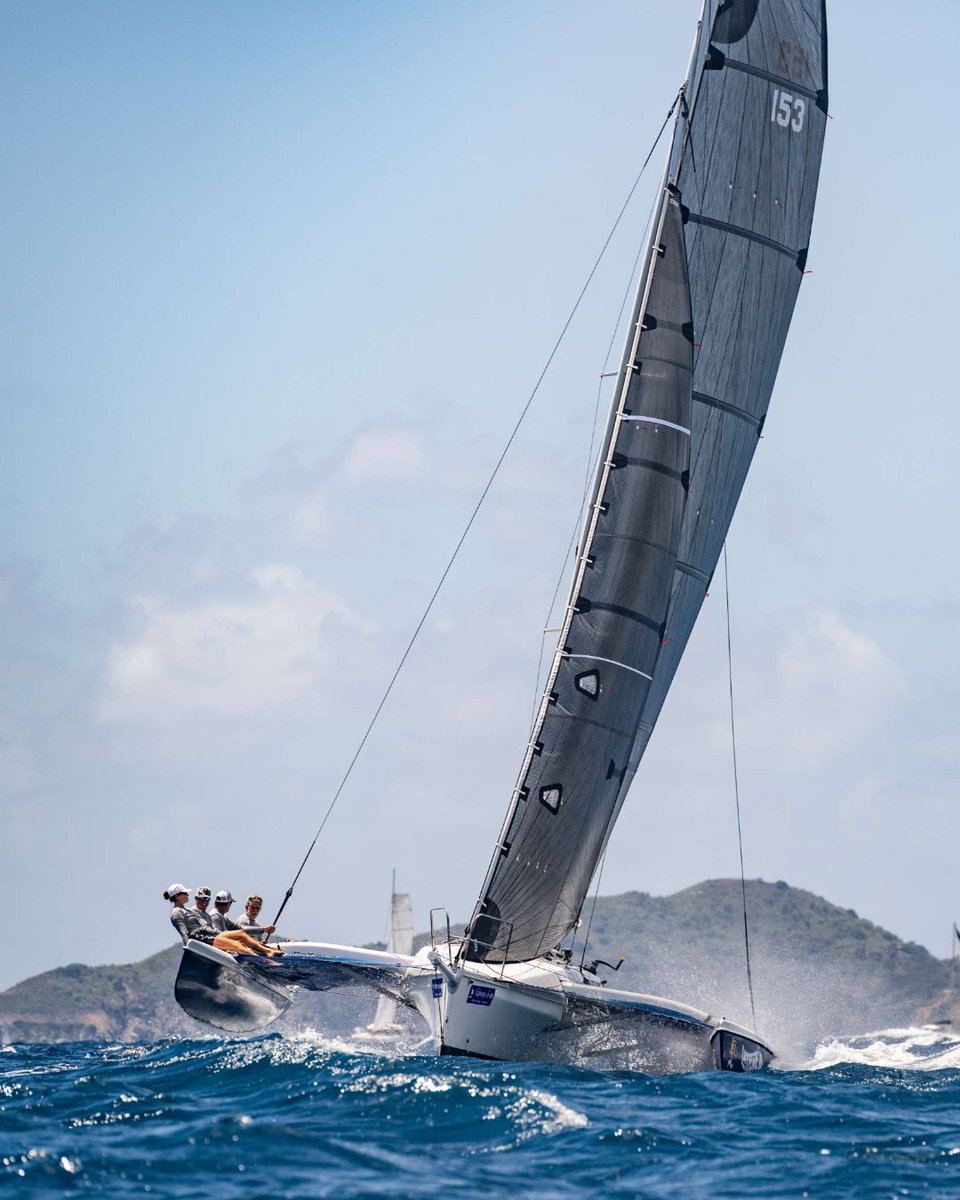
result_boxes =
[468,0,828,965]
[470,189,693,962]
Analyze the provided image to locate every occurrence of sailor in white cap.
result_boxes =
[163,885,207,945]
[211,890,241,933]
[163,884,284,959]
[190,886,215,929]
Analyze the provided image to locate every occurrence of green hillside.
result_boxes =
[0,946,192,1042]
[2,880,956,1047]
[575,880,957,1052]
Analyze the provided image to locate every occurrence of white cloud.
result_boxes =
[340,427,426,485]
[289,488,334,547]
[737,609,897,768]
[98,565,369,723]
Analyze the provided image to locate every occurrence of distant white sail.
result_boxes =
[367,889,413,1033]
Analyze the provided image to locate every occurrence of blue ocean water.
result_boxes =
[3,1029,960,1199]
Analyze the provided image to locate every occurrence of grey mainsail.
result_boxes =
[622,0,829,801]
[468,0,828,965]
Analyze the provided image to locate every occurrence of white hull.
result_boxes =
[176,938,771,1073]
[401,942,771,1072]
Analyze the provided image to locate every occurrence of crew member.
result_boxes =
[211,890,241,932]
[163,885,283,958]
[236,894,277,943]
[191,886,214,928]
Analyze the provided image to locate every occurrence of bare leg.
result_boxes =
[214,930,283,958]
[229,930,281,956]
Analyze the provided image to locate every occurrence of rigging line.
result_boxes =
[577,847,609,972]
[529,523,578,731]
[272,98,682,931]
[723,540,757,1029]
[580,226,654,507]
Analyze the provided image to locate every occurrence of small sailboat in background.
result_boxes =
[174,0,829,1072]
[353,877,414,1044]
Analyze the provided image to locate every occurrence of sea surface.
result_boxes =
[3,1028,960,1198]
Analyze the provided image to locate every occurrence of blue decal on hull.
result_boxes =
[466,984,496,1006]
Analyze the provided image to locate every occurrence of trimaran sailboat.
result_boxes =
[175,0,828,1072]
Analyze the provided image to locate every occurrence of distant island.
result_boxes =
[2,880,957,1049]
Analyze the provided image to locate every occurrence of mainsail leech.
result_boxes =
[468,0,828,965]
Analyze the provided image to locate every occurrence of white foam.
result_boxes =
[800,1025,960,1071]
[330,1062,587,1143]
[279,1024,428,1058]
[514,1088,589,1135]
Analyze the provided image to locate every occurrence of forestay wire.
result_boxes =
[271,98,683,931]
[723,541,757,1028]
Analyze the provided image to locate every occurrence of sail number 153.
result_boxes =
[771,88,805,132]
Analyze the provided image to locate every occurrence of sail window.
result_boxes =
[575,670,599,700]
[539,785,562,814]
[712,0,759,44]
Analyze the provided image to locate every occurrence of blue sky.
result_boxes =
[2,0,959,994]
